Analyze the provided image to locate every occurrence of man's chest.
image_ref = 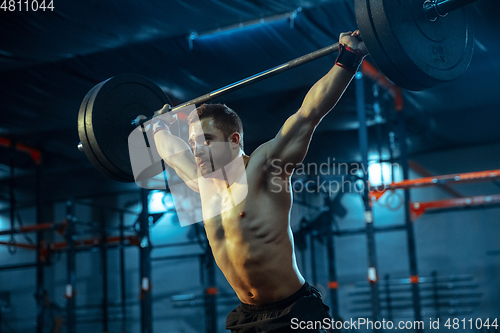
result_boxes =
[200,180,248,217]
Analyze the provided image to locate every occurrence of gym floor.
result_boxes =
[0,0,499,332]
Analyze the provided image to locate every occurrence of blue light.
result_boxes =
[149,190,166,213]
[368,162,402,186]
[148,191,175,214]
[0,216,7,231]
[0,216,8,248]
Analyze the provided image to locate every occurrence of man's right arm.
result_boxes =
[153,120,200,192]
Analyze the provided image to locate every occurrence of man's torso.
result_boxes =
[201,143,304,305]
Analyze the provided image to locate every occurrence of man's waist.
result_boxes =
[239,282,314,312]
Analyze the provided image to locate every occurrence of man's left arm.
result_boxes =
[265,31,367,172]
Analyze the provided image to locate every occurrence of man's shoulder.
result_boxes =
[246,140,285,177]
[247,141,272,166]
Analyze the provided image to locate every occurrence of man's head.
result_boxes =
[187,104,244,176]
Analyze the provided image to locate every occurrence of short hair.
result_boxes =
[188,103,244,149]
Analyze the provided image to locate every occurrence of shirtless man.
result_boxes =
[152,31,367,332]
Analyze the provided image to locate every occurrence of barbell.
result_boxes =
[78,0,479,183]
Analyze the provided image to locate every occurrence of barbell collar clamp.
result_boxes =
[424,0,448,21]
[132,115,149,128]
[153,104,172,118]
[132,105,175,128]
[424,0,480,22]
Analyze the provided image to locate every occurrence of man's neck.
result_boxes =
[211,150,247,192]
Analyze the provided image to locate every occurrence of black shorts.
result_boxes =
[225,282,332,332]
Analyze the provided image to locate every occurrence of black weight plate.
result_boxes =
[83,80,133,182]
[355,0,474,90]
[78,74,171,182]
[78,82,121,180]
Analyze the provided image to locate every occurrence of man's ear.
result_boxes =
[230,133,241,149]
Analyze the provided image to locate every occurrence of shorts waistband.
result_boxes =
[240,282,316,312]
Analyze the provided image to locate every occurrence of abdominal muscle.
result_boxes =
[203,201,305,305]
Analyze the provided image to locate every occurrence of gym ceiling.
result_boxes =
[0,0,499,203]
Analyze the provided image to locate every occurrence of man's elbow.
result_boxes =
[295,107,323,130]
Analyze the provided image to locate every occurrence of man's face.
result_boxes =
[188,117,233,177]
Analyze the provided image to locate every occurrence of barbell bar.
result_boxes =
[78,0,480,182]
[133,42,343,127]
